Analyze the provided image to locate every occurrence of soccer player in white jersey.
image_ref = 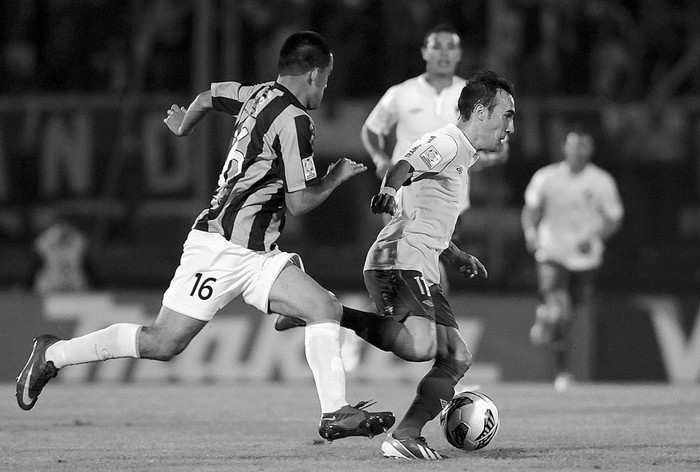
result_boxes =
[348,70,514,459]
[522,127,623,392]
[15,31,394,443]
[274,70,514,458]
[324,25,495,372]
[361,24,466,180]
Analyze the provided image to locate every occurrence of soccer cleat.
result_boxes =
[274,314,306,331]
[381,433,445,460]
[16,335,60,411]
[318,400,395,442]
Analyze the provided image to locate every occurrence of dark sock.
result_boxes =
[552,330,568,375]
[394,365,456,439]
[341,305,415,358]
[554,346,568,374]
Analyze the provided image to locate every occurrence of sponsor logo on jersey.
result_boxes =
[302,157,317,181]
[420,145,442,169]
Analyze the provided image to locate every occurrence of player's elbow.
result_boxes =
[285,191,306,216]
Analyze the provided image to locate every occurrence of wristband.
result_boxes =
[380,186,397,197]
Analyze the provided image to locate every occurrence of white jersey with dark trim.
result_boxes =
[364,124,478,285]
[364,75,466,164]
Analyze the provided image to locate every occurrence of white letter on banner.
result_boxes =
[39,113,92,197]
[144,114,190,193]
[636,296,700,383]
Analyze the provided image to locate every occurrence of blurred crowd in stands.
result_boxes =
[2,0,699,99]
[1,0,699,292]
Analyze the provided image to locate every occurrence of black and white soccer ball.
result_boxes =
[439,391,500,451]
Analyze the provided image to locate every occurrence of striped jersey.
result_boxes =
[364,124,479,285]
[193,81,320,251]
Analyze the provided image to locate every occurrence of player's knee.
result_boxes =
[302,291,343,323]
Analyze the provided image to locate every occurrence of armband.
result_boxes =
[380,186,397,197]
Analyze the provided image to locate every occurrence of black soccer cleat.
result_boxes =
[318,400,395,442]
[16,335,60,411]
[274,314,306,331]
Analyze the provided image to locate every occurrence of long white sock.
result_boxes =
[304,320,347,413]
[45,323,142,368]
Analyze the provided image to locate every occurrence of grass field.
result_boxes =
[1,380,699,471]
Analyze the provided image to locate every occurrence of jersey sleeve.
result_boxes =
[599,173,624,222]
[278,112,320,193]
[524,169,547,208]
[210,81,260,116]
[401,133,458,174]
[363,86,398,136]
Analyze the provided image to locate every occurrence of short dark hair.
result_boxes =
[458,70,514,120]
[422,24,461,48]
[278,31,332,76]
[566,123,594,140]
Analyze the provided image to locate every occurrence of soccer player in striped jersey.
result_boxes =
[522,127,623,392]
[16,31,394,443]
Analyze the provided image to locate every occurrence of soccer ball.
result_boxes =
[439,391,500,451]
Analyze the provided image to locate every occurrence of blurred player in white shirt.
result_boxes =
[361,24,466,180]
[522,127,624,391]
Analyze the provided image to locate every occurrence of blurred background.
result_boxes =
[1,0,699,384]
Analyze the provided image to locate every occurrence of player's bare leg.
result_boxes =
[16,307,205,410]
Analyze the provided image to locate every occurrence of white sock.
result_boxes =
[46,323,142,369]
[304,320,347,413]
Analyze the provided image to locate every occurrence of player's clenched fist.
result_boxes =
[371,191,396,215]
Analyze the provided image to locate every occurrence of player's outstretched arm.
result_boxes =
[286,158,367,216]
[164,90,213,136]
[441,242,488,279]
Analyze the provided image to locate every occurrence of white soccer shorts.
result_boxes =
[162,229,302,321]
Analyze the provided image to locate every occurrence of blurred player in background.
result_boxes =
[29,217,95,294]
[16,30,394,443]
[362,23,508,199]
[522,126,623,392]
[361,24,466,182]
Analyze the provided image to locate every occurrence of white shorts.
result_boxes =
[162,230,303,321]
